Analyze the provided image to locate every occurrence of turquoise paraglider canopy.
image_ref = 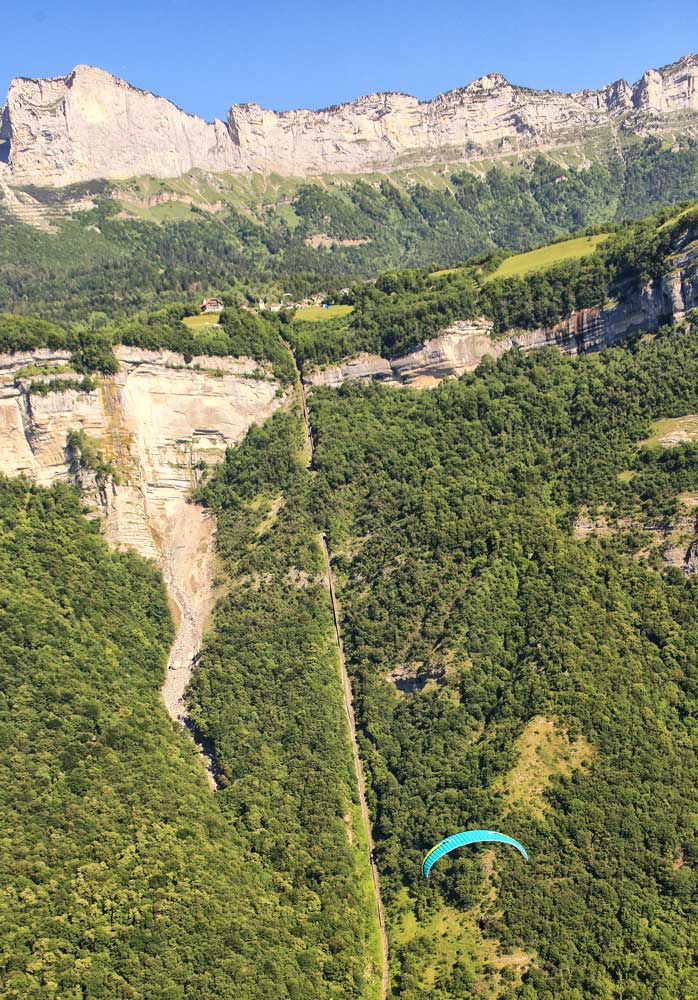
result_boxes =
[422,829,528,878]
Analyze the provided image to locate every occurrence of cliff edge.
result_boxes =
[0,346,284,786]
[1,55,697,187]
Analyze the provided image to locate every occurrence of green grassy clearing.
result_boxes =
[391,886,532,997]
[15,363,74,378]
[182,313,222,330]
[292,304,354,322]
[430,265,460,277]
[116,199,198,223]
[347,797,384,1000]
[658,204,698,231]
[485,234,610,282]
[639,414,698,447]
[679,490,698,506]
[499,716,592,819]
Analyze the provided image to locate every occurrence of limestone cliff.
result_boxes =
[1,55,698,187]
[305,243,698,389]
[0,346,284,784]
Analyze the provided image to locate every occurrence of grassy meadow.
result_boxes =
[485,234,610,281]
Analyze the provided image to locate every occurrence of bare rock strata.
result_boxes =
[1,55,698,187]
[0,346,283,785]
[305,244,698,388]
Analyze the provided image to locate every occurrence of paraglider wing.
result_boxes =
[422,829,528,878]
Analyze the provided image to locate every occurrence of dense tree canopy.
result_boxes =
[0,477,379,999]
[300,320,698,997]
[3,141,698,999]
[2,140,698,322]
[190,411,383,997]
[287,202,698,365]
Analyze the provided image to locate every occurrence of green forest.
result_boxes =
[2,198,696,378]
[2,138,698,322]
[2,144,698,998]
[287,201,698,364]
[0,477,378,998]
[189,410,383,996]
[303,318,698,997]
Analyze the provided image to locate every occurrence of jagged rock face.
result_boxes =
[0,346,284,742]
[2,55,698,186]
[305,245,698,388]
[684,539,698,575]
[226,79,606,175]
[2,66,238,187]
[306,353,399,388]
[633,61,698,113]
[0,345,279,512]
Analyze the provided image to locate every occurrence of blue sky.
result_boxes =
[2,0,696,119]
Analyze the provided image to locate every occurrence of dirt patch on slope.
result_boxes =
[501,715,593,817]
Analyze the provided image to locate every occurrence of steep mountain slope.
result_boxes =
[0,478,371,999]
[0,345,282,769]
[5,154,698,330]
[3,188,698,997]
[0,356,384,998]
[305,233,698,385]
[304,320,698,997]
[1,56,698,187]
[286,201,698,379]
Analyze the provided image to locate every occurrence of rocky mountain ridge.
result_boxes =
[1,55,698,187]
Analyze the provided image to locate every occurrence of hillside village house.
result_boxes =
[255,292,327,312]
[201,297,224,313]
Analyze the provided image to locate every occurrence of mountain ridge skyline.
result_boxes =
[2,52,698,191]
[4,51,698,123]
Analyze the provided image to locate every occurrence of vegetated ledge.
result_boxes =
[305,253,698,389]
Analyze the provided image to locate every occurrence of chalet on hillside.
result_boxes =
[201,296,224,314]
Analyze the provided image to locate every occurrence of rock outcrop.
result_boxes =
[1,66,235,187]
[1,55,697,187]
[305,244,698,388]
[0,346,284,785]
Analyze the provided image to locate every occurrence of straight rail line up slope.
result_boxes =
[321,530,390,1000]
[286,342,389,997]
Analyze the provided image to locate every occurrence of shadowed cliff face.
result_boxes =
[1,56,698,186]
[0,346,284,782]
[305,248,698,389]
